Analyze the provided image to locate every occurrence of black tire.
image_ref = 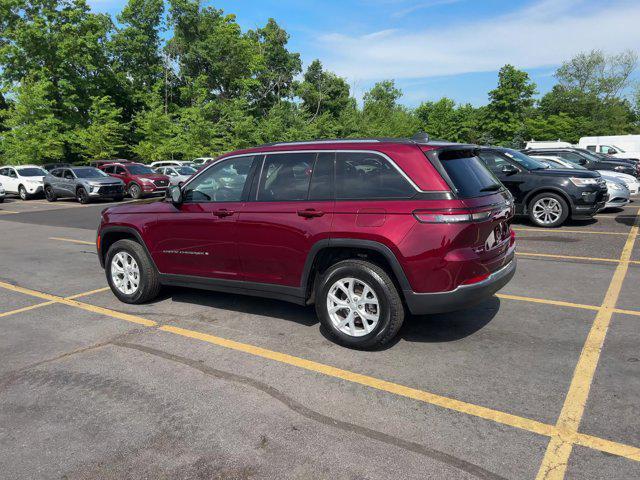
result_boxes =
[76,187,90,204]
[128,183,142,199]
[105,239,161,304]
[315,259,404,349]
[18,185,29,200]
[0,197,4,203]
[528,192,569,228]
[44,185,57,202]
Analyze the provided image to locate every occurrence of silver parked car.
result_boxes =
[44,167,125,204]
[603,178,630,210]
[155,165,197,186]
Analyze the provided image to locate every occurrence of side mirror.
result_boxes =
[578,158,587,166]
[501,164,519,175]
[169,185,183,205]
[606,148,615,154]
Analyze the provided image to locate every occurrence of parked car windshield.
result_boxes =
[126,165,156,175]
[74,167,108,178]
[176,166,196,175]
[501,149,547,170]
[17,167,47,176]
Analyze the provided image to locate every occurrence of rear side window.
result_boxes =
[308,152,334,200]
[335,152,414,200]
[257,152,315,202]
[437,150,501,198]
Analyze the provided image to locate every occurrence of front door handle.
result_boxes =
[213,209,235,218]
[297,208,325,218]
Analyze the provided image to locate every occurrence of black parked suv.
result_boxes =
[478,147,607,227]
[523,147,639,178]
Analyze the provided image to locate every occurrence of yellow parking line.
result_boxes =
[496,293,601,312]
[0,210,20,215]
[513,227,628,236]
[0,301,56,318]
[516,252,622,264]
[1,280,640,462]
[535,208,640,480]
[49,237,95,246]
[0,286,110,318]
[0,281,156,326]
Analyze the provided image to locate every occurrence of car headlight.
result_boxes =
[606,181,625,190]
[140,177,155,184]
[614,166,627,171]
[569,177,598,186]
[89,184,100,193]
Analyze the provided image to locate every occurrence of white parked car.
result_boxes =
[536,156,639,195]
[0,182,5,203]
[0,165,48,200]
[191,157,214,166]
[155,165,197,186]
[149,160,193,169]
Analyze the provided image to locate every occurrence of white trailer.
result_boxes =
[578,135,640,160]
[525,139,573,149]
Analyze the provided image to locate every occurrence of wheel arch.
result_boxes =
[98,226,156,271]
[523,187,573,214]
[301,239,411,304]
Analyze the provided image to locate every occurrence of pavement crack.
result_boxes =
[112,341,507,480]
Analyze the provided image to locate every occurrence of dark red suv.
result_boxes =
[97,138,516,348]
[99,162,170,199]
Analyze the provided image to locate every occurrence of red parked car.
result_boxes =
[97,137,516,348]
[98,161,170,199]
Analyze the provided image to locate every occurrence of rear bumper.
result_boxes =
[403,258,516,315]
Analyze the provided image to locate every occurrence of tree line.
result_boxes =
[1,0,639,165]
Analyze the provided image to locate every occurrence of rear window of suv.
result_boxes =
[436,150,502,198]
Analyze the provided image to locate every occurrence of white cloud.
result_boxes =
[391,0,464,18]
[317,0,640,80]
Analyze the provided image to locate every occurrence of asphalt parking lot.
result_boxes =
[0,196,639,480]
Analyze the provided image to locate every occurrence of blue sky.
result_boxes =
[89,0,640,107]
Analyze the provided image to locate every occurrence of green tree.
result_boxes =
[248,18,302,113]
[484,64,537,145]
[0,78,64,164]
[71,96,127,160]
[297,60,351,119]
[359,80,420,137]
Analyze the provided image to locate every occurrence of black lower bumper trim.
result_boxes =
[403,259,517,315]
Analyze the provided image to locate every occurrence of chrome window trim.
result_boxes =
[182,150,448,195]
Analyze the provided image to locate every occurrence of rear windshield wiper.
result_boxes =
[479,184,503,192]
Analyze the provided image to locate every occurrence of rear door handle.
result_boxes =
[297,208,325,218]
[213,209,235,218]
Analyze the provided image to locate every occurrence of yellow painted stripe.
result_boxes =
[496,293,601,312]
[65,287,110,299]
[49,237,95,246]
[613,307,640,317]
[0,210,19,214]
[516,251,620,264]
[160,324,556,437]
[535,208,640,480]
[513,227,627,236]
[573,432,640,462]
[0,300,56,318]
[0,281,156,327]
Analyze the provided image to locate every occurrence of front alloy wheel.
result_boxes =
[110,251,140,295]
[18,185,28,200]
[76,187,89,204]
[528,192,569,228]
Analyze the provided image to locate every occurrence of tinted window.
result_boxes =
[478,151,512,174]
[335,152,414,200]
[555,152,585,163]
[62,169,74,179]
[309,152,334,200]
[501,149,547,170]
[126,165,155,175]
[17,167,47,176]
[185,156,255,203]
[74,167,108,178]
[438,150,501,198]
[176,166,196,175]
[257,153,315,202]
[114,166,127,174]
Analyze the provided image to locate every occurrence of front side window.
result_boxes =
[184,156,255,203]
[114,166,127,175]
[335,152,415,200]
[74,167,108,178]
[257,153,315,202]
[478,151,512,173]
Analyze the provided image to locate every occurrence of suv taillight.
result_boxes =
[413,209,492,223]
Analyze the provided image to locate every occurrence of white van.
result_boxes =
[578,136,640,160]
[525,140,573,149]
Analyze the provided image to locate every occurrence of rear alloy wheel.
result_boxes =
[45,185,57,202]
[528,192,568,228]
[18,185,29,200]
[316,259,404,349]
[76,187,90,204]
[129,183,142,199]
